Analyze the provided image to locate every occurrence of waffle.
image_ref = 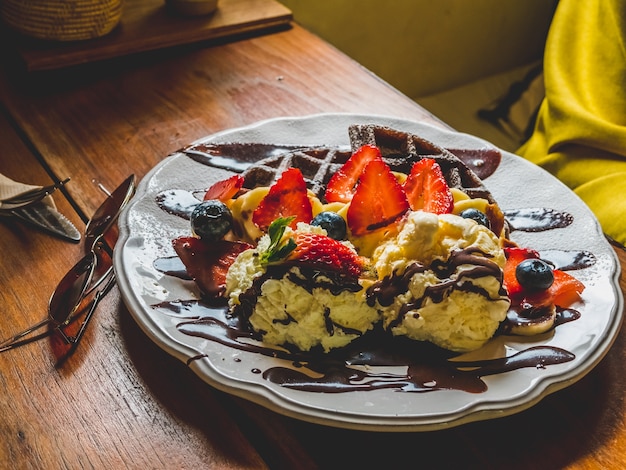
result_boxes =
[348,124,495,203]
[242,146,352,199]
[241,125,495,204]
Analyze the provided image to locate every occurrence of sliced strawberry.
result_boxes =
[403,158,453,214]
[286,232,364,278]
[252,168,313,232]
[515,271,585,310]
[503,247,539,299]
[347,158,409,236]
[173,236,252,298]
[503,246,584,308]
[548,270,585,307]
[325,144,382,203]
[204,175,244,202]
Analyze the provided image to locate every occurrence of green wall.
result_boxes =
[278,0,557,98]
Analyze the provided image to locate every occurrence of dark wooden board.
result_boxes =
[6,0,292,71]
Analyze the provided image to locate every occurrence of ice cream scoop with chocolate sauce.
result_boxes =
[368,211,510,352]
[223,125,511,353]
[349,125,510,352]
[226,223,381,352]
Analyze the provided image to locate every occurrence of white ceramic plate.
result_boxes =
[115,113,623,431]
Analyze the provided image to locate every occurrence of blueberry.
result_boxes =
[515,259,555,291]
[459,208,490,229]
[310,211,347,240]
[191,200,232,241]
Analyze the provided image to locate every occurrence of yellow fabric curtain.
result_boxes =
[517,0,626,246]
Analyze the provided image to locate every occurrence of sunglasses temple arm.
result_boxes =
[0,318,55,353]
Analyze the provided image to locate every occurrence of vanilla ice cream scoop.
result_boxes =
[226,224,380,352]
[368,211,510,352]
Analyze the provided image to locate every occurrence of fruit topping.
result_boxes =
[204,174,244,202]
[459,208,491,229]
[287,231,365,277]
[504,246,584,310]
[503,247,539,298]
[550,270,586,307]
[310,211,347,240]
[403,158,454,214]
[258,217,364,278]
[325,144,382,203]
[259,216,298,265]
[191,200,233,241]
[347,157,410,236]
[252,168,313,232]
[516,258,554,291]
[173,236,252,297]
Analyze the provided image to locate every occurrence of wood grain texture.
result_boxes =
[0,24,442,221]
[0,22,624,469]
[0,111,273,469]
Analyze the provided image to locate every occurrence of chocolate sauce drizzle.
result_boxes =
[261,345,574,394]
[446,147,501,180]
[146,142,593,395]
[153,299,576,394]
[156,189,200,220]
[366,249,508,330]
[181,142,502,181]
[504,208,574,232]
[232,265,364,338]
[181,142,311,173]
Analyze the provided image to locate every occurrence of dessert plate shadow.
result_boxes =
[114,113,623,431]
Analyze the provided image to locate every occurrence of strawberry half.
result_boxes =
[325,144,382,203]
[503,247,540,299]
[286,232,364,278]
[403,158,453,214]
[549,270,586,307]
[204,175,244,202]
[252,168,313,232]
[347,158,409,236]
[173,236,252,298]
[503,246,585,308]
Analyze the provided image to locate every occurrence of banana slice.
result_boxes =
[507,305,557,336]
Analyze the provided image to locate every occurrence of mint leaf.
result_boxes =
[260,217,297,265]
[267,238,297,263]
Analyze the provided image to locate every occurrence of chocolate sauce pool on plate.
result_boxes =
[446,147,501,180]
[156,189,199,219]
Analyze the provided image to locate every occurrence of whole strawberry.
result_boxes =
[260,218,365,278]
[287,232,365,278]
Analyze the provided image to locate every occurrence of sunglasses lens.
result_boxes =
[85,175,135,248]
[48,254,95,324]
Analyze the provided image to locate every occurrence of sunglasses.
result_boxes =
[0,175,135,354]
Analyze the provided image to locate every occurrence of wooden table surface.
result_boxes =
[0,22,625,469]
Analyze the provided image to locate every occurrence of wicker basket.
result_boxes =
[0,0,124,41]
